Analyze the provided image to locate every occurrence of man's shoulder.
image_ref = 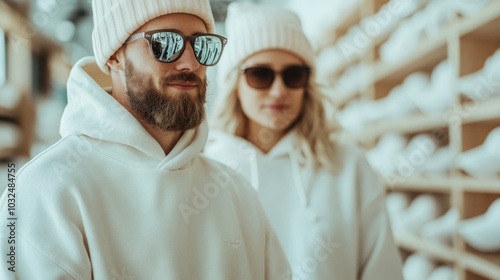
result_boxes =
[16,135,90,190]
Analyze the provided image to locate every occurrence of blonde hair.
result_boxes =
[210,66,341,174]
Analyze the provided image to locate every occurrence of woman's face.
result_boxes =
[237,50,308,133]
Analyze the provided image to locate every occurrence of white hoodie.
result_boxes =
[0,57,289,280]
[204,129,404,280]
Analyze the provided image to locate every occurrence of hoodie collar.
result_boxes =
[209,128,310,206]
[60,56,208,171]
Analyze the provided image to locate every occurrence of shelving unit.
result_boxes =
[325,1,500,279]
[0,1,66,160]
[397,231,500,279]
[356,113,449,146]
[0,1,33,159]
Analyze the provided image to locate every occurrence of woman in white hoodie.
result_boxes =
[205,3,404,279]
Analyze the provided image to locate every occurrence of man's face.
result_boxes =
[121,13,209,131]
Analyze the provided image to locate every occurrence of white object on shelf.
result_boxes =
[334,63,373,95]
[395,133,439,177]
[459,48,500,101]
[402,72,432,113]
[379,13,425,63]
[376,73,428,120]
[456,127,500,179]
[337,100,383,134]
[420,146,454,178]
[459,198,500,253]
[397,194,443,234]
[420,208,460,244]
[0,83,22,110]
[352,72,429,129]
[0,122,22,150]
[288,0,348,51]
[316,45,347,84]
[413,60,457,115]
[390,0,426,20]
[451,0,492,17]
[367,133,408,175]
[482,48,500,86]
[386,192,412,232]
[423,0,455,38]
[427,265,458,280]
[403,253,437,280]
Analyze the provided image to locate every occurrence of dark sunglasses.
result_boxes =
[125,29,227,66]
[241,65,311,89]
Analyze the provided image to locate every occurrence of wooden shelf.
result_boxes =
[461,177,500,193]
[0,107,17,119]
[329,1,500,279]
[462,98,500,125]
[371,0,431,52]
[0,1,26,34]
[358,113,449,144]
[459,1,500,40]
[332,89,359,108]
[397,231,500,279]
[388,176,500,193]
[0,147,16,160]
[373,31,448,85]
[395,231,456,262]
[462,253,500,280]
[388,177,451,193]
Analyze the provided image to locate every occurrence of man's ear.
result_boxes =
[107,47,126,72]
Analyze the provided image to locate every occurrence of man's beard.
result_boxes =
[124,60,207,132]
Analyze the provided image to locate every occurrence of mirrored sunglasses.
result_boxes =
[125,29,227,66]
[241,65,311,89]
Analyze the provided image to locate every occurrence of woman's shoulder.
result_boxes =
[205,130,256,158]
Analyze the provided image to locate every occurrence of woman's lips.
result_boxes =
[266,104,288,111]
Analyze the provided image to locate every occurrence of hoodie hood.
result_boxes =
[60,56,208,171]
[206,129,312,207]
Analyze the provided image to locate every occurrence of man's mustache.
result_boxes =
[162,73,204,88]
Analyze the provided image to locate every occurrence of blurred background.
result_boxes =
[1,0,500,279]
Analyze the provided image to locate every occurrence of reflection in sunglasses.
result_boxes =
[125,29,227,66]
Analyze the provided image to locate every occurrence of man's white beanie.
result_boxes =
[217,2,315,88]
[91,0,215,74]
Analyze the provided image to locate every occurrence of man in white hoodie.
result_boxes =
[0,0,289,279]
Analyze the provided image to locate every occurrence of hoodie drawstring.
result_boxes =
[249,150,260,190]
[289,151,308,207]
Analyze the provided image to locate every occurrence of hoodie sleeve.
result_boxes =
[357,155,404,280]
[0,163,91,280]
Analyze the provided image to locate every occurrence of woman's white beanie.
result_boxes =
[216,2,315,88]
[91,0,215,74]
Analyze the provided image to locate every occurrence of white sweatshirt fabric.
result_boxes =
[204,129,404,280]
[0,57,289,280]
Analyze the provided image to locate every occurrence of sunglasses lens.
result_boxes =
[150,32,184,62]
[194,35,225,66]
[244,67,275,89]
[282,66,310,88]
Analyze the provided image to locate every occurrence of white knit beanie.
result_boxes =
[217,2,315,88]
[92,0,215,74]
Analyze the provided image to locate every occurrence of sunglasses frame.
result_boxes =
[241,65,311,89]
[125,29,227,66]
